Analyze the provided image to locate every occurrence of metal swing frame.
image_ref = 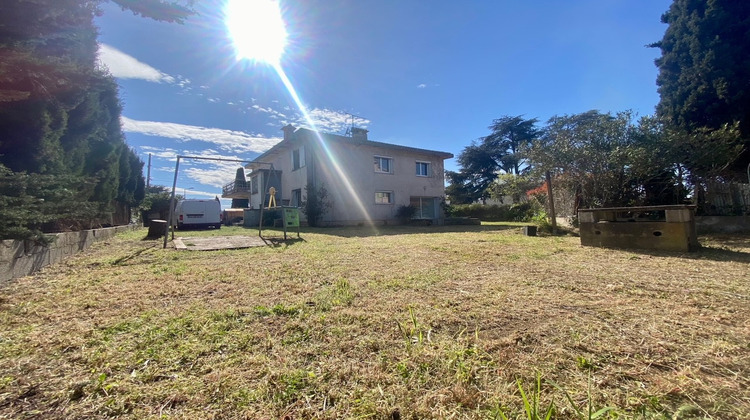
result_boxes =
[163,156,298,249]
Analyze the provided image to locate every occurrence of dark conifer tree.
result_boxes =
[0,0,194,239]
[652,0,750,178]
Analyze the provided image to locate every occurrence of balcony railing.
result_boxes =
[222,180,250,198]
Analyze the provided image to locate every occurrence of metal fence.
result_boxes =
[700,181,750,215]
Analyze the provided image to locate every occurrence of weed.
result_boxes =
[254,303,301,317]
[496,372,556,420]
[576,355,594,371]
[396,306,430,348]
[446,328,493,385]
[92,372,118,397]
[272,369,314,405]
[549,373,617,420]
[315,278,354,310]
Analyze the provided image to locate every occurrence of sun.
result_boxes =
[225,0,288,65]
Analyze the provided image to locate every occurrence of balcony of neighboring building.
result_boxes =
[222,180,251,199]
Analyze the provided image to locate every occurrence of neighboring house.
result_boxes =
[223,124,453,226]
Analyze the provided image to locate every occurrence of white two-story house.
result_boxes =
[225,124,453,226]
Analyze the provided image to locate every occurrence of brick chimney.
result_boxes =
[351,127,368,141]
[282,124,295,141]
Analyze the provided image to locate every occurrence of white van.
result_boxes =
[175,198,222,229]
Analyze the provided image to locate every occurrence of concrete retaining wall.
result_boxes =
[0,225,137,283]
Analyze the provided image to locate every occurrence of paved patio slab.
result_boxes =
[173,236,267,251]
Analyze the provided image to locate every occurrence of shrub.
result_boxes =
[0,165,98,242]
[395,205,416,223]
[445,203,537,222]
[301,182,332,227]
[139,186,174,225]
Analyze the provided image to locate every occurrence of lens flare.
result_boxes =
[271,63,374,225]
[225,0,288,64]
[226,0,373,225]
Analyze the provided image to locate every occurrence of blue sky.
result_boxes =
[96,0,672,205]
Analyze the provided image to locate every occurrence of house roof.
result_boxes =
[246,126,453,169]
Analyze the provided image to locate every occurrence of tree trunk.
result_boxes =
[545,171,557,234]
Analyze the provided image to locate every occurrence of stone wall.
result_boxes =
[0,225,136,283]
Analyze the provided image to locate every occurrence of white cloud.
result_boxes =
[184,164,241,188]
[417,83,427,89]
[97,43,177,84]
[121,116,281,154]
[251,104,288,120]
[136,146,250,189]
[297,108,371,134]
[181,152,248,188]
[184,189,222,199]
[139,145,179,159]
[248,102,371,135]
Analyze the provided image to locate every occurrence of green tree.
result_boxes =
[302,183,332,227]
[487,173,540,204]
[626,116,688,205]
[109,0,195,23]
[485,115,539,175]
[0,164,98,242]
[527,111,676,209]
[139,185,174,223]
[445,170,482,204]
[447,142,499,203]
[0,0,195,239]
[652,0,750,177]
[446,116,539,204]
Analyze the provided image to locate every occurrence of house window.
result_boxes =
[292,189,302,207]
[374,156,392,173]
[292,146,305,170]
[410,197,436,219]
[416,161,430,177]
[251,175,259,194]
[375,191,393,204]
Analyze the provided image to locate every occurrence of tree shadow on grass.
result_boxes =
[611,235,750,263]
[260,236,306,249]
[111,244,159,265]
[200,223,551,241]
[291,223,523,238]
[689,234,750,263]
[690,245,750,263]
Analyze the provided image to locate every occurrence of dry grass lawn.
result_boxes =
[0,224,748,419]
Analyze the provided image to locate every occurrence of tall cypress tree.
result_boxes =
[652,0,750,178]
[0,0,194,239]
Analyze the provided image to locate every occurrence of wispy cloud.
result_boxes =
[245,103,369,134]
[138,145,179,160]
[98,43,186,85]
[294,108,370,134]
[137,145,249,189]
[184,189,223,199]
[417,83,427,89]
[252,104,288,120]
[121,116,281,154]
[183,163,243,188]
